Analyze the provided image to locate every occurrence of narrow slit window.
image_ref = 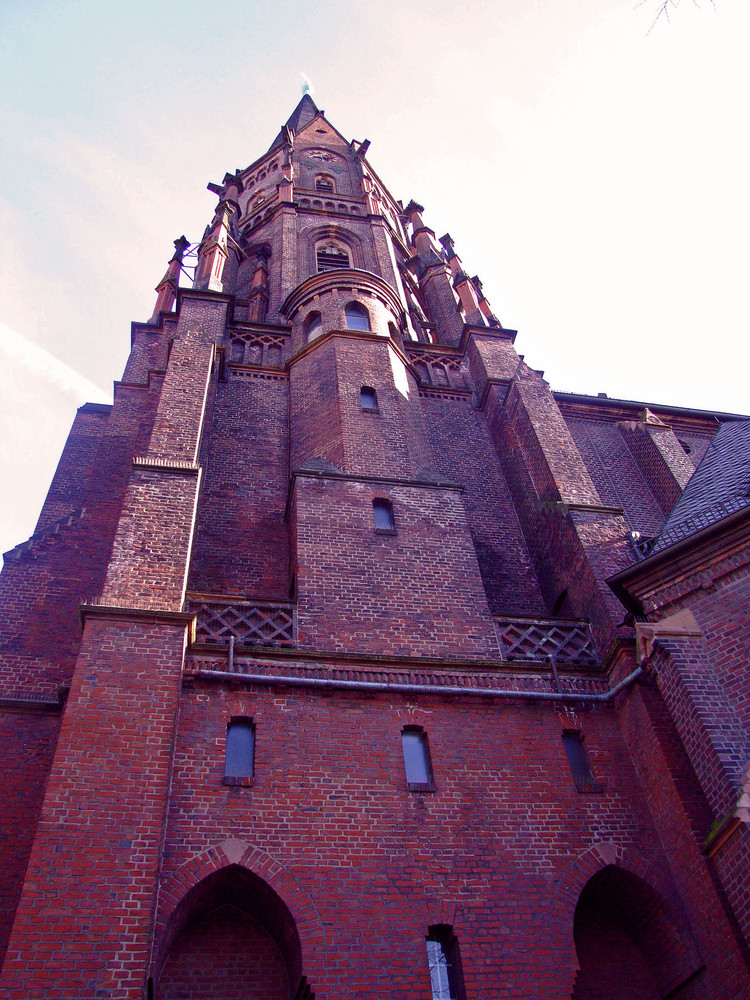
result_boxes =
[402,727,433,790]
[345,302,371,331]
[562,731,601,793]
[305,312,323,342]
[224,719,255,785]
[360,386,378,410]
[373,498,395,532]
[426,926,465,1000]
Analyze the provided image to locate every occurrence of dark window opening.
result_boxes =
[426,926,465,1000]
[373,498,395,533]
[317,241,350,272]
[305,312,323,342]
[316,176,335,193]
[361,386,378,410]
[224,719,255,785]
[402,727,434,791]
[345,302,371,331]
[562,731,602,793]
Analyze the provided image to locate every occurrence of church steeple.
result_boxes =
[267,92,322,151]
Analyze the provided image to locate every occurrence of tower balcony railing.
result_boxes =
[186,597,297,648]
[185,600,597,666]
[494,616,599,667]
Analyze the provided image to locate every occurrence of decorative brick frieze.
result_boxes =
[187,652,609,700]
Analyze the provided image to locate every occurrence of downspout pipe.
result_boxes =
[195,665,644,704]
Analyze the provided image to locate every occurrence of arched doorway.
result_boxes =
[571,866,703,1000]
[157,864,307,1000]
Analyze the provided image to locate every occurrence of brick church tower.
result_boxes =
[1,95,749,999]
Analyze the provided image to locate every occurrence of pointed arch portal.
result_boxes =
[154,847,322,1000]
[157,865,301,999]
[571,865,704,1000]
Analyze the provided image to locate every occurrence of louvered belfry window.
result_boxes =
[317,241,350,272]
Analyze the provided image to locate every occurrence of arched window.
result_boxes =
[316,240,350,272]
[360,386,378,410]
[426,926,465,1000]
[224,719,255,785]
[315,174,335,193]
[345,302,370,331]
[401,726,433,789]
[305,312,323,343]
[373,498,395,532]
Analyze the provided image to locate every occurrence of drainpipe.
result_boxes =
[195,665,644,704]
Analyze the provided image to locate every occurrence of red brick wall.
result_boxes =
[0,616,187,999]
[615,670,750,998]
[566,418,666,537]
[159,905,289,999]
[619,423,695,517]
[157,675,697,999]
[420,391,546,616]
[0,707,59,966]
[291,474,497,659]
[188,371,290,599]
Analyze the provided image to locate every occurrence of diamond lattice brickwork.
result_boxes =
[495,618,598,665]
[191,601,296,647]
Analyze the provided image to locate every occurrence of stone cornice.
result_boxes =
[461,324,518,349]
[288,328,414,373]
[80,602,197,642]
[554,392,743,431]
[280,268,403,321]
[132,457,200,475]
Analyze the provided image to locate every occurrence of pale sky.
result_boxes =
[0,0,748,555]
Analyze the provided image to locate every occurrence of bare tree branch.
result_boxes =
[636,0,715,35]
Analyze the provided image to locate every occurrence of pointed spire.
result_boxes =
[268,94,322,152]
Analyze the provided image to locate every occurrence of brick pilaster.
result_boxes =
[0,613,192,1000]
[619,409,695,516]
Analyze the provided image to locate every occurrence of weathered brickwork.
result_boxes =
[0,706,60,968]
[188,372,291,599]
[1,94,748,998]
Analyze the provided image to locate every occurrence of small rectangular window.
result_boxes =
[373,498,395,532]
[224,719,255,786]
[402,727,434,791]
[360,386,378,410]
[426,926,465,1000]
[562,731,602,793]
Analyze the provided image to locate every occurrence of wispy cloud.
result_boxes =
[0,322,110,404]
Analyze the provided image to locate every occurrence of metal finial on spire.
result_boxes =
[300,72,313,96]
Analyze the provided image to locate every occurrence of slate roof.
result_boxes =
[650,419,750,553]
[267,94,321,152]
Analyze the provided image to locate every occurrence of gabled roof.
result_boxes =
[268,94,323,151]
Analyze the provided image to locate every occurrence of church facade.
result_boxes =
[1,95,749,999]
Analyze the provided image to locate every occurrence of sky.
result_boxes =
[0,0,748,555]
